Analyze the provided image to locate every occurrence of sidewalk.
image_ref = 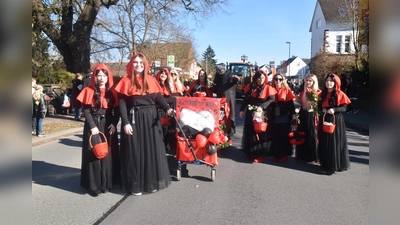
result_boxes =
[32,114,84,147]
[342,109,369,135]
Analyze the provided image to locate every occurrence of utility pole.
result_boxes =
[286,42,291,78]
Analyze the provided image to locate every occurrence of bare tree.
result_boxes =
[334,0,363,70]
[32,0,120,73]
[32,0,229,73]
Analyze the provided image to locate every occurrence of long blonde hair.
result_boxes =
[33,85,43,100]
[170,68,183,93]
[271,73,289,89]
[305,74,319,91]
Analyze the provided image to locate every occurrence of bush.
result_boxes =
[40,70,75,90]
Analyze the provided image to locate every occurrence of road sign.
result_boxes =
[167,55,175,67]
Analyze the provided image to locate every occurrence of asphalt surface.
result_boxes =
[32,108,369,225]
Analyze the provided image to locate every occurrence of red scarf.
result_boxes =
[274,87,295,102]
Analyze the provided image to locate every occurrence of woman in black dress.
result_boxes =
[77,64,120,196]
[114,53,173,195]
[239,70,277,163]
[295,74,321,163]
[317,73,351,175]
[269,74,296,162]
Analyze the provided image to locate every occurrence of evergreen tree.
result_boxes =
[202,45,217,75]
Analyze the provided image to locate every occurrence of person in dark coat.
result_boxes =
[213,63,239,144]
[345,77,359,114]
[32,84,48,137]
[83,68,92,88]
[71,73,83,120]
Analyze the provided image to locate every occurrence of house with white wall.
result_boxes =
[277,56,310,81]
[309,0,357,57]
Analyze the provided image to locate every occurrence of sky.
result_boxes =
[189,0,316,67]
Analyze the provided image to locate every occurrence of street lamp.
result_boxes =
[286,42,291,78]
[241,54,248,63]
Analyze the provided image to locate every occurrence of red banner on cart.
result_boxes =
[176,97,224,125]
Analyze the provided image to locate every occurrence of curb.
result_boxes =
[32,127,83,147]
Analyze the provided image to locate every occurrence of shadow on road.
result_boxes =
[57,134,83,147]
[32,160,86,195]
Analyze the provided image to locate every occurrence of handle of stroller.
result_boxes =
[171,113,199,162]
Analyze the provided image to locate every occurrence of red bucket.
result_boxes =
[194,92,207,97]
[253,121,268,133]
[160,116,170,126]
[322,113,336,133]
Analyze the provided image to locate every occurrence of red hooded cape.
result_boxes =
[243,70,277,98]
[320,73,351,107]
[114,52,162,96]
[275,87,296,102]
[155,68,171,96]
[76,63,118,108]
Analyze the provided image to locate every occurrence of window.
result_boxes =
[344,35,351,53]
[316,19,321,28]
[336,35,342,53]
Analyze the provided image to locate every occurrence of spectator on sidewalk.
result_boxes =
[83,68,92,88]
[71,73,83,120]
[340,74,347,92]
[32,84,47,137]
[345,77,359,114]
[317,73,351,175]
[32,77,37,134]
[76,64,120,197]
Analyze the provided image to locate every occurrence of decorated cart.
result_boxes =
[174,96,230,181]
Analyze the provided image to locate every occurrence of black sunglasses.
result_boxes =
[274,78,283,81]
[171,73,177,76]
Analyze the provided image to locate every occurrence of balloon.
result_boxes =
[201,127,212,138]
[196,134,207,148]
[207,144,217,155]
[208,130,220,144]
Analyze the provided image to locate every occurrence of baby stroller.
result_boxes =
[174,97,226,181]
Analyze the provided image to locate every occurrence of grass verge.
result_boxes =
[43,122,83,134]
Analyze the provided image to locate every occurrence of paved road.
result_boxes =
[32,103,369,225]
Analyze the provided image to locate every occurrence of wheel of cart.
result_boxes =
[176,161,216,181]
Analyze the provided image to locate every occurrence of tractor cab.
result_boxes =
[228,62,254,98]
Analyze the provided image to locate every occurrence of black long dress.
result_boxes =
[269,92,296,159]
[80,92,120,195]
[240,94,275,160]
[118,93,172,194]
[317,104,350,173]
[295,90,319,162]
[213,70,238,140]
